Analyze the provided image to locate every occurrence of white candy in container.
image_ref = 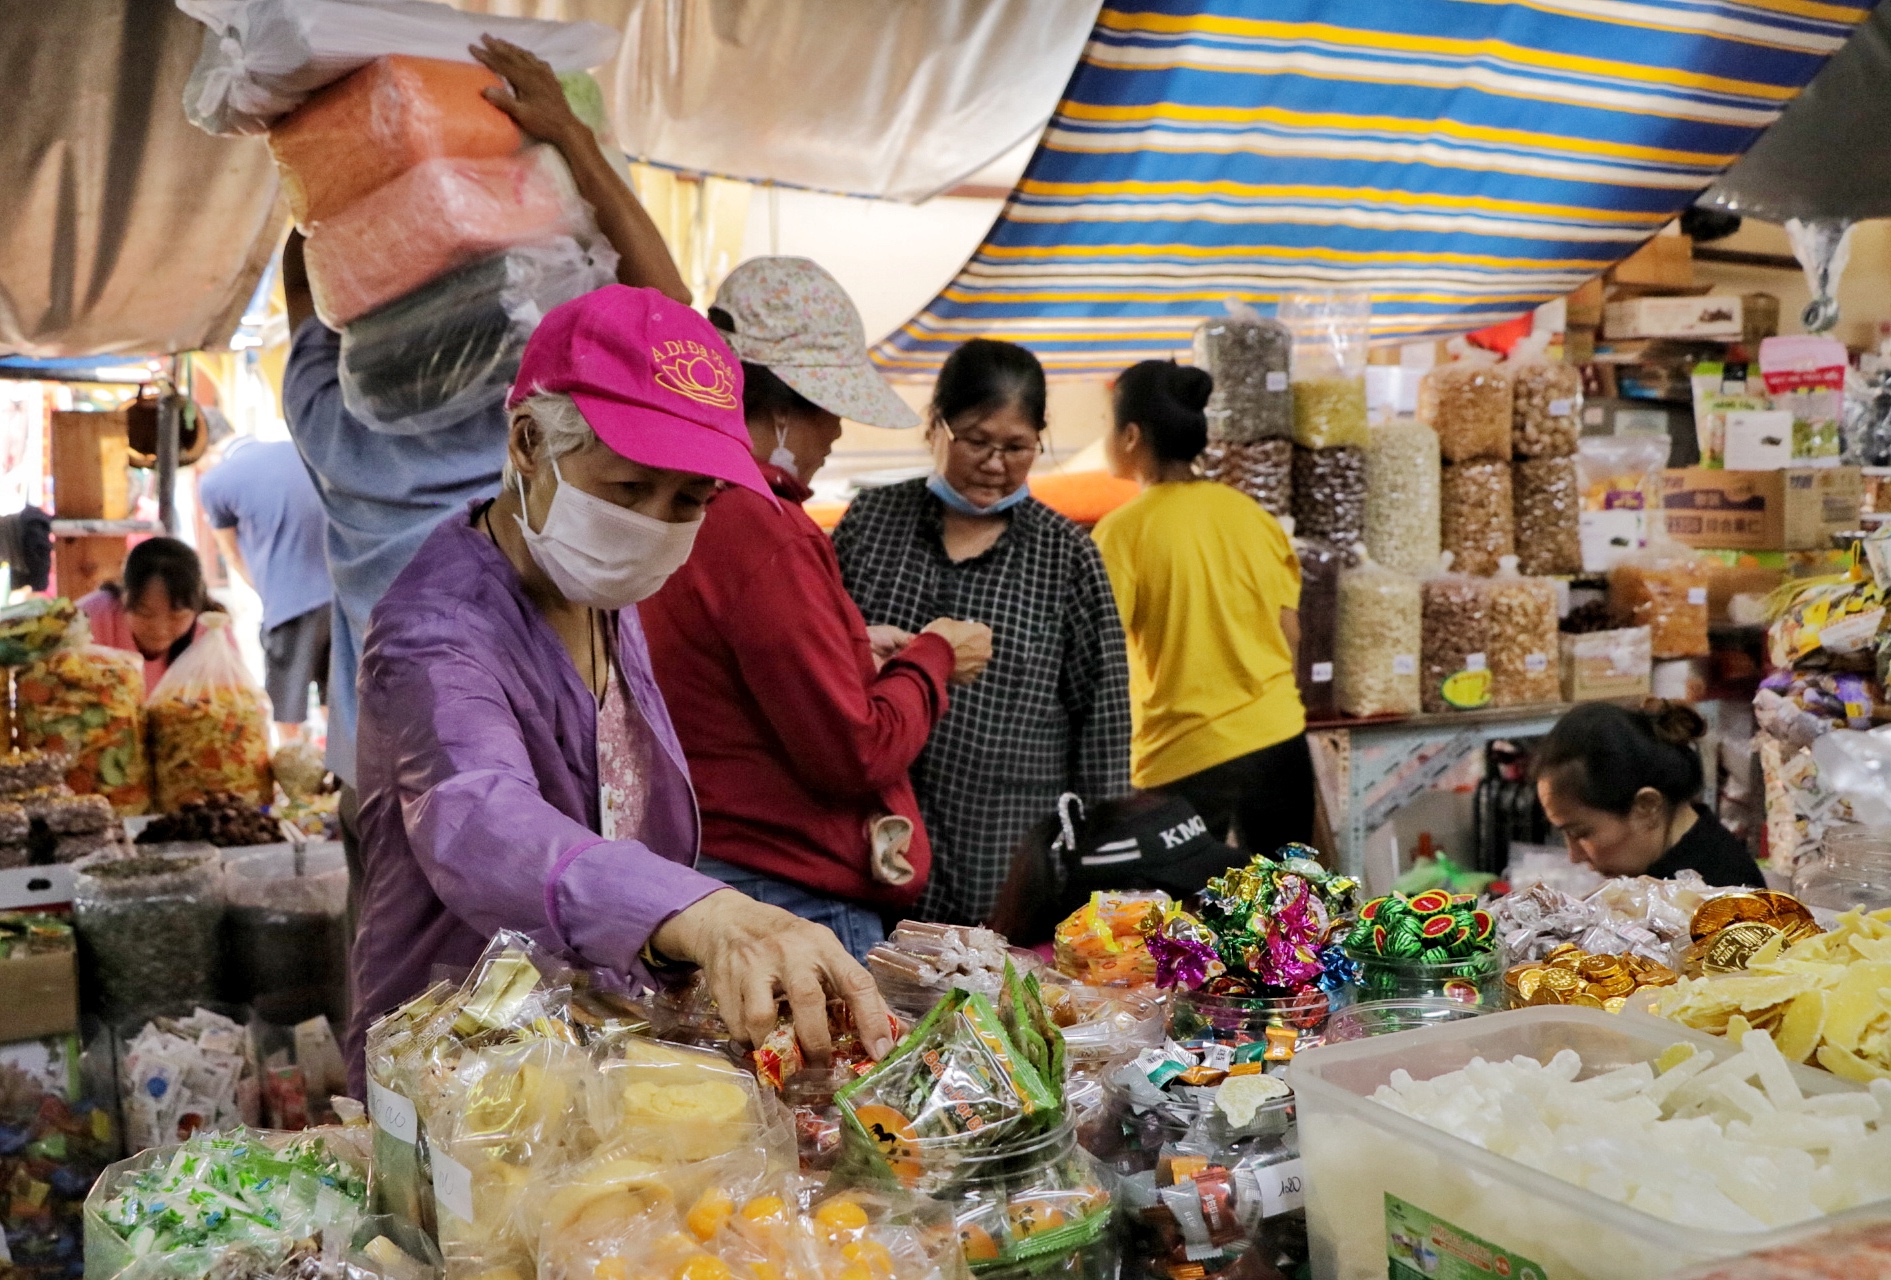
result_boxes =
[1288,1007,1891,1280]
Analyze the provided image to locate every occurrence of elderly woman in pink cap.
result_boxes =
[347,285,893,1090]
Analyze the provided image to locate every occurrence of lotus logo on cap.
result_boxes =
[652,339,738,411]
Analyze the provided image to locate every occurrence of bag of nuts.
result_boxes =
[1421,558,1493,713]
[1512,455,1582,576]
[1510,361,1581,458]
[1291,445,1366,556]
[1201,438,1293,515]
[1487,556,1561,707]
[1193,312,1291,442]
[1335,552,1421,717]
[1364,421,1441,576]
[1440,460,1515,576]
[1420,363,1512,463]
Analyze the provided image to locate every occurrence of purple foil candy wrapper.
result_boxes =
[1150,929,1218,990]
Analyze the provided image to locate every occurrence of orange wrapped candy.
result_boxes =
[16,645,150,815]
[269,55,523,227]
[1052,891,1170,987]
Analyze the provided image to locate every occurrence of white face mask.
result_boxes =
[767,421,797,474]
[515,458,701,609]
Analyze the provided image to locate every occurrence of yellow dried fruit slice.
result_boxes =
[1816,1042,1891,1083]
[1774,989,1827,1064]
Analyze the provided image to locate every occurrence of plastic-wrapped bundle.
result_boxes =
[1512,455,1582,576]
[1487,558,1560,707]
[146,615,272,811]
[304,146,586,328]
[15,643,150,814]
[178,0,620,136]
[1201,438,1292,515]
[268,55,523,227]
[1420,364,1512,462]
[1511,362,1582,458]
[1291,446,1365,554]
[1421,569,1491,713]
[1336,556,1421,717]
[1281,290,1370,449]
[1193,315,1291,441]
[1610,546,1711,659]
[72,851,224,1022]
[1364,421,1440,575]
[1439,461,1514,576]
[1295,537,1343,720]
[339,237,616,435]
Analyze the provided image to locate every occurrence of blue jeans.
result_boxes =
[695,856,886,962]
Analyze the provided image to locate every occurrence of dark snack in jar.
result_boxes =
[1290,446,1365,557]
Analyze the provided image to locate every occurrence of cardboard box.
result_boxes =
[1566,277,1606,328]
[0,946,77,1042]
[1609,234,1694,291]
[1662,466,1864,551]
[1604,294,1742,340]
[1561,627,1653,702]
[0,863,73,911]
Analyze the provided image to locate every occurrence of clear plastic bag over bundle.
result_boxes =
[1609,544,1711,659]
[1577,434,1669,572]
[1420,364,1512,463]
[1421,563,1492,713]
[1439,460,1515,576]
[178,0,620,137]
[1280,291,1370,450]
[1291,446,1365,556]
[1509,361,1582,458]
[1364,421,1441,575]
[72,850,224,1022]
[1192,311,1291,442]
[339,236,617,436]
[16,633,150,815]
[1295,537,1343,720]
[1512,455,1582,576]
[146,613,272,810]
[305,145,589,328]
[1201,439,1292,515]
[268,55,523,227]
[1336,554,1421,717]
[1487,557,1560,708]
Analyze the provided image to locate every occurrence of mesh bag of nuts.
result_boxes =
[1421,564,1493,713]
[1609,545,1711,659]
[1512,455,1582,576]
[1291,445,1366,555]
[1193,314,1291,442]
[1420,363,1512,463]
[1201,438,1292,515]
[1487,557,1561,707]
[1336,554,1421,717]
[1511,361,1581,458]
[1440,460,1515,576]
[1364,421,1441,575]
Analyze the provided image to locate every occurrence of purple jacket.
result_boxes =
[346,506,720,1088]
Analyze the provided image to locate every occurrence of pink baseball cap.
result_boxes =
[508,285,771,501]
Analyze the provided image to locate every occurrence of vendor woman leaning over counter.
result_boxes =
[346,286,893,1092]
[79,537,213,695]
[1536,699,1764,888]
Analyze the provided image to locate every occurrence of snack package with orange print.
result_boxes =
[1053,891,1172,988]
[16,625,152,814]
[145,612,272,811]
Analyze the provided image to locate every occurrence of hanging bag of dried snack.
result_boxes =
[16,614,151,815]
[146,613,273,812]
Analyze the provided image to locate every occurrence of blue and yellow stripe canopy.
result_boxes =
[873,0,1874,377]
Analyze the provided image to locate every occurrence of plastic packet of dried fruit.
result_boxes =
[16,630,151,815]
[1610,544,1711,659]
[145,613,272,811]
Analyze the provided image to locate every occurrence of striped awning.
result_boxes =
[873,0,1875,378]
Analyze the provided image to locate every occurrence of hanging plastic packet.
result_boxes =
[1765,568,1886,670]
[145,613,272,810]
[1760,334,1848,464]
[1577,434,1670,572]
[1785,217,1854,335]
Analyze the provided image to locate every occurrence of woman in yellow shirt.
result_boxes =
[1092,360,1312,857]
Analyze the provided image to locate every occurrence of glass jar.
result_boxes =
[1794,826,1891,914]
[1323,997,1489,1042]
[1108,1085,1308,1280]
[949,1119,1117,1280]
[1341,945,1504,1007]
[1168,987,1346,1062]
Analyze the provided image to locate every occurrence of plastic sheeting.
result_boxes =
[0,0,283,357]
[1700,3,1891,226]
[554,0,1101,203]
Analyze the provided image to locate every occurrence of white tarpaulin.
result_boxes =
[571,0,1099,203]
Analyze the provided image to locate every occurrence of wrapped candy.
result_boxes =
[870,920,1038,1012]
[117,1005,260,1153]
[1491,871,1739,971]
[1053,892,1171,988]
[1343,891,1502,1004]
[1177,847,1360,1000]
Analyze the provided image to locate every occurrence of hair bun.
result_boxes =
[1172,364,1215,414]
[1641,698,1706,748]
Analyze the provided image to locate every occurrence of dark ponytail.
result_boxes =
[1114,360,1211,463]
[932,340,1046,433]
[1535,698,1706,815]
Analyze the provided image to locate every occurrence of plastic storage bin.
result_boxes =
[1289,1007,1881,1280]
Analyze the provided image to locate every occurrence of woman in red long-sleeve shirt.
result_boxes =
[640,257,991,958]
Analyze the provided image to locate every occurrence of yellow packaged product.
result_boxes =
[16,642,150,814]
[145,612,272,810]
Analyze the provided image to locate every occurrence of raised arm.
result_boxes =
[470,37,690,304]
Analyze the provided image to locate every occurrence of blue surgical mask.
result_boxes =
[927,472,1030,518]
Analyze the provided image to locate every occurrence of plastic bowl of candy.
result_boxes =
[1169,987,1349,1059]
[1322,997,1488,1042]
[1340,944,1504,1007]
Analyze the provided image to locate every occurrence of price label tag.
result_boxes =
[433,1149,475,1223]
[1393,654,1417,676]
[367,1081,417,1145]
[1687,587,1707,605]
[1310,661,1334,683]
[1548,397,1574,417]
[1266,371,1288,392]
[1524,652,1548,673]
[1465,652,1487,672]
[1259,1157,1306,1218]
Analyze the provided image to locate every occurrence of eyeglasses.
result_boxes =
[946,428,1045,464]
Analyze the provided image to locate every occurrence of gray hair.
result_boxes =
[501,392,599,490]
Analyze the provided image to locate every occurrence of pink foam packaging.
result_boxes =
[304,147,584,329]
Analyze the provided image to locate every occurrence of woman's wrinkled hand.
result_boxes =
[469,36,588,149]
[651,889,893,1065]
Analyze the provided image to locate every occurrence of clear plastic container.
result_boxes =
[1340,945,1503,1007]
[1793,826,1891,914]
[1322,998,1488,1042]
[220,843,350,1026]
[1289,1008,1877,1280]
[73,850,224,1022]
[1169,988,1345,1061]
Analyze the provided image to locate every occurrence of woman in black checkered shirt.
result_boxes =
[834,341,1134,926]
